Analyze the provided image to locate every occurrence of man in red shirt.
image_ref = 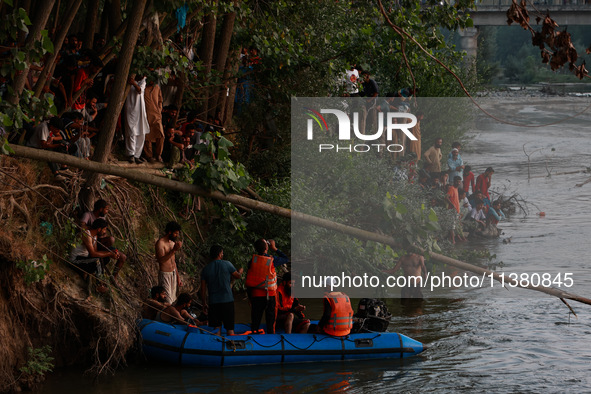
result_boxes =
[475,167,494,200]
[71,55,103,111]
[463,165,475,196]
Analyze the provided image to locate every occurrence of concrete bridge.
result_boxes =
[472,0,591,26]
[459,0,591,58]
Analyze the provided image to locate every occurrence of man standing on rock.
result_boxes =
[155,221,183,304]
[423,137,443,177]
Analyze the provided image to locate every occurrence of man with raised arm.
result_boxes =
[155,221,183,304]
[246,239,289,334]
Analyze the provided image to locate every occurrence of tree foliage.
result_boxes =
[0,4,56,153]
[0,0,486,274]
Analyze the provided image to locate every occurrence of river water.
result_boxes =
[40,96,591,392]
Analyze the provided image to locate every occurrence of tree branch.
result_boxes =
[9,144,591,308]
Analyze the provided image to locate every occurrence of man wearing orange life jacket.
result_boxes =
[276,272,310,334]
[246,238,289,334]
[318,291,354,337]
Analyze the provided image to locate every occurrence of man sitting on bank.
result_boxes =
[157,292,202,325]
[79,199,128,283]
[487,200,506,226]
[69,218,120,294]
[142,286,170,320]
[276,273,310,334]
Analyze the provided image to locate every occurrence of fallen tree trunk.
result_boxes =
[8,145,591,307]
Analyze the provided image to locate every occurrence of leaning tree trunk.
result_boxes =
[17,0,32,45]
[7,0,56,105]
[207,9,236,119]
[197,6,217,117]
[173,71,187,119]
[80,0,149,210]
[51,0,61,38]
[107,0,123,38]
[144,9,163,49]
[9,144,591,309]
[83,0,101,50]
[99,4,109,44]
[219,49,239,125]
[33,0,83,98]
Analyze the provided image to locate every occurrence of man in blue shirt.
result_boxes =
[200,245,243,335]
[447,148,464,183]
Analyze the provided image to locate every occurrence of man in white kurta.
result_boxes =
[124,76,150,162]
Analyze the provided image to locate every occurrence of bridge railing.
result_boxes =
[476,0,591,6]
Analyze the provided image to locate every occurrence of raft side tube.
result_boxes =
[139,319,424,367]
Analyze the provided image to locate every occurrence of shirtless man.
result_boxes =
[155,221,183,304]
[384,253,427,299]
[141,286,170,320]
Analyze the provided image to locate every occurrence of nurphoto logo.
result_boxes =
[305,107,418,153]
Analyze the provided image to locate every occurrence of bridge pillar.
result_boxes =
[458,27,479,60]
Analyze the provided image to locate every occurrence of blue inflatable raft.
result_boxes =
[139,319,424,367]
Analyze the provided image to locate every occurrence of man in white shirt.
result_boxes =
[344,65,359,96]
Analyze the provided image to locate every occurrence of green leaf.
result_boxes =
[395,203,407,214]
[18,8,31,25]
[217,148,228,160]
[465,18,474,28]
[2,114,13,127]
[3,0,13,6]
[2,139,15,155]
[217,137,233,148]
[42,35,54,53]
[428,209,438,222]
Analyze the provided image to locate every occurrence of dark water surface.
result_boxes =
[41,98,591,392]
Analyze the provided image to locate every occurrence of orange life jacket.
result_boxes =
[323,292,353,337]
[276,284,294,312]
[245,255,277,295]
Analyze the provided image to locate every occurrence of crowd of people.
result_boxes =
[11,34,227,181]
[340,64,421,160]
[415,137,505,242]
[142,229,353,337]
[68,198,354,337]
[59,60,504,336]
[339,65,506,242]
